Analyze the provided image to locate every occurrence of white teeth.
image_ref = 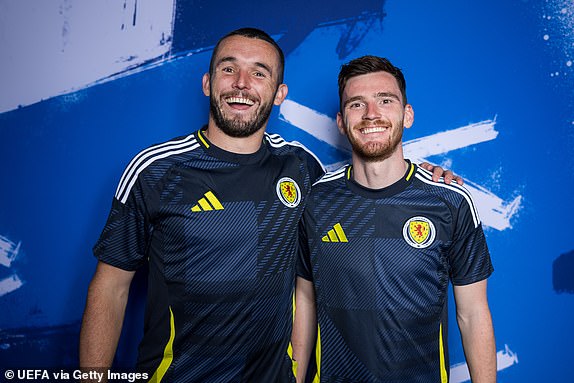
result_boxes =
[361,127,387,134]
[225,97,255,106]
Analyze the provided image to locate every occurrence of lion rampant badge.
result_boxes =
[276,177,301,208]
[403,216,436,248]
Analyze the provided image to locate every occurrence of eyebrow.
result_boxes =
[343,96,364,108]
[216,56,273,76]
[343,92,402,108]
[375,92,401,101]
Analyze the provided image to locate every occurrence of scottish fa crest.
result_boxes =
[403,216,436,248]
[276,177,301,208]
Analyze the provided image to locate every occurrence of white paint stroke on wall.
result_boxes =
[0,0,175,113]
[0,275,24,297]
[461,182,522,231]
[280,99,352,152]
[280,100,522,231]
[403,119,499,158]
[0,235,21,268]
[404,121,521,231]
[450,344,519,382]
[0,235,24,297]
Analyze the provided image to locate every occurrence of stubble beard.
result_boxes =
[347,119,404,163]
[209,93,274,138]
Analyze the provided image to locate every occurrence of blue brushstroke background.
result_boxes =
[1,0,573,380]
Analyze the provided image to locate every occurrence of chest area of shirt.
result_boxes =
[308,194,454,313]
[150,161,307,281]
[154,161,307,235]
[307,190,454,265]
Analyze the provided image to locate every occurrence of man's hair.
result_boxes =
[338,55,407,109]
[209,27,285,85]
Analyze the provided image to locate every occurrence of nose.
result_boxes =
[363,102,381,120]
[233,69,250,90]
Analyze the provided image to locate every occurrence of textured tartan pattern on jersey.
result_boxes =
[298,163,492,383]
[256,199,301,277]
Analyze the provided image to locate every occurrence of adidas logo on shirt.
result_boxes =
[322,223,348,242]
[191,191,224,212]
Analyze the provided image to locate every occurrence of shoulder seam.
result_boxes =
[313,166,347,186]
[115,134,200,204]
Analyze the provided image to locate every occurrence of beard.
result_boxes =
[209,91,274,138]
[346,119,404,163]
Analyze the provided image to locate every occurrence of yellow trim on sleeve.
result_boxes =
[313,325,321,383]
[289,293,297,378]
[439,323,448,383]
[149,307,176,383]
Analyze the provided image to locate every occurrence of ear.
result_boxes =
[403,104,414,129]
[202,73,211,97]
[336,112,347,135]
[273,84,289,106]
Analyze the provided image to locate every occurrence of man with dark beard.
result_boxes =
[80,29,457,382]
[293,56,496,383]
[79,27,325,382]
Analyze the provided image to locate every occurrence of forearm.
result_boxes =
[454,280,496,383]
[458,308,496,382]
[79,262,133,369]
[79,289,127,367]
[292,318,315,383]
[292,277,317,383]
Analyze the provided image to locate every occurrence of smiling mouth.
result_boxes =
[225,96,255,106]
[360,126,388,134]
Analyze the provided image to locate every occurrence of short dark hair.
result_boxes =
[338,55,407,109]
[209,28,285,85]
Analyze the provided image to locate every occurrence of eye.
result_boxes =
[253,71,266,78]
[381,98,393,104]
[222,66,234,73]
[349,102,364,109]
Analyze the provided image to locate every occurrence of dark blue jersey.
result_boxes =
[298,161,493,383]
[94,128,324,382]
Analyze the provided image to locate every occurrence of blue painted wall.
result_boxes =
[1,0,573,380]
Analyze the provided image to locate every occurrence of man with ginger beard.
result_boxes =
[80,29,458,382]
[293,56,496,383]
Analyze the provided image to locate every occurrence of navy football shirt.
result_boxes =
[94,128,324,382]
[298,161,493,383]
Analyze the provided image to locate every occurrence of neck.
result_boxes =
[204,118,266,154]
[351,149,408,189]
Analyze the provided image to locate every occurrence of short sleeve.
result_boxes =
[449,195,493,285]
[93,174,152,271]
[296,215,314,281]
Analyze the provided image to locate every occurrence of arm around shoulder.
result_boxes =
[453,279,497,383]
[418,162,463,185]
[79,261,135,369]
